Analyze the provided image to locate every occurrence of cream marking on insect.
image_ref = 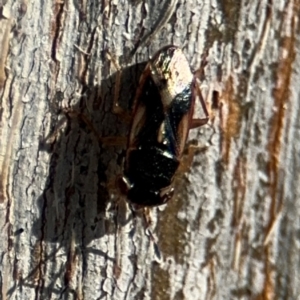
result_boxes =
[150,48,193,108]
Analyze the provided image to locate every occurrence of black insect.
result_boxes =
[118,45,209,207]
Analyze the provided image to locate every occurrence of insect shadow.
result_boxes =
[27,61,147,293]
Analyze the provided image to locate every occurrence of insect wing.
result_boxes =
[127,66,164,153]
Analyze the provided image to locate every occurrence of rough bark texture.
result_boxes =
[0,0,299,299]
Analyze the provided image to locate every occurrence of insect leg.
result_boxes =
[105,51,132,123]
[128,205,162,262]
[142,208,162,262]
[191,77,222,129]
[64,108,127,146]
[190,81,209,129]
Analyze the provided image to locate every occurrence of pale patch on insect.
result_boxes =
[157,122,167,144]
[150,48,193,108]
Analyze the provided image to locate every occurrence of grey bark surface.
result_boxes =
[0,0,299,299]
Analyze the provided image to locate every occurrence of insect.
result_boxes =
[118,45,209,207]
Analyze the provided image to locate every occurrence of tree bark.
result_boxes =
[0,0,299,299]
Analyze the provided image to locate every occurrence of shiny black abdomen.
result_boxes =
[125,146,179,206]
